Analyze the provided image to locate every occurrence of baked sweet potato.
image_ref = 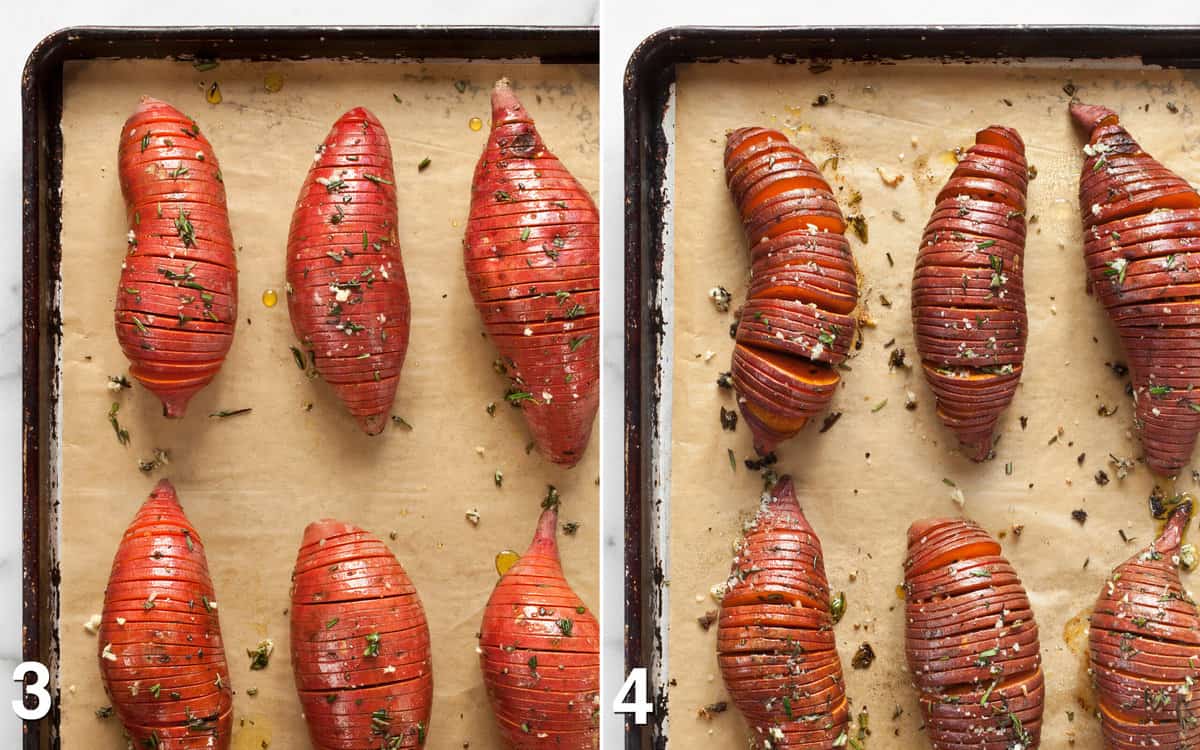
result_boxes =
[718,476,849,747]
[98,479,232,748]
[290,519,433,748]
[286,108,411,435]
[724,127,859,454]
[1089,501,1200,748]
[1071,102,1200,476]
[913,126,1029,461]
[116,97,237,418]
[464,79,599,467]
[904,518,1044,749]
[478,497,599,747]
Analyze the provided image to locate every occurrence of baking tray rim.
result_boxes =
[21,24,599,750]
[622,23,1200,750]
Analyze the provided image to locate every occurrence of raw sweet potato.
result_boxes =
[478,498,599,747]
[1071,102,1200,476]
[718,476,849,747]
[904,518,1044,749]
[98,479,232,748]
[286,108,411,435]
[116,97,237,418]
[290,519,433,748]
[1089,501,1200,748]
[913,126,1029,461]
[724,127,859,454]
[464,79,599,467]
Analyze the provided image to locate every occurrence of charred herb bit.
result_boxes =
[716,371,734,389]
[830,591,847,624]
[851,642,876,669]
[1167,101,1180,114]
[363,632,381,657]
[719,406,738,431]
[541,485,561,511]
[1095,469,1111,486]
[1063,81,1078,97]
[888,347,908,370]
[454,80,469,93]
[1019,415,1028,430]
[108,403,131,446]
[819,411,843,433]
[391,415,413,430]
[138,448,170,474]
[709,286,732,312]
[697,610,718,631]
[485,401,497,417]
[847,214,869,244]
[494,190,512,203]
[728,448,737,472]
[288,346,307,371]
[330,204,345,225]
[209,408,252,419]
[246,639,273,670]
[561,521,580,535]
[108,374,133,391]
[697,702,728,719]
[1110,453,1136,480]
[95,705,114,719]
[744,452,778,471]
[1072,509,1088,525]
[812,92,834,107]
[1098,403,1119,417]
[417,157,432,172]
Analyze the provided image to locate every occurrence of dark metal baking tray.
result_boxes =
[622,25,1200,750]
[21,25,597,750]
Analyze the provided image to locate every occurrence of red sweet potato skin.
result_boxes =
[116,97,238,418]
[1089,503,1200,749]
[913,126,1029,461]
[286,108,411,436]
[1072,102,1200,476]
[464,79,599,468]
[478,504,599,748]
[904,518,1044,749]
[290,519,433,749]
[98,479,232,749]
[724,127,858,455]
[717,476,849,747]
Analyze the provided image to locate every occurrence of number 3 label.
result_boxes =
[12,662,51,721]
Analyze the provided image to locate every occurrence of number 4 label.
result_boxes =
[12,662,51,721]
[612,667,652,725]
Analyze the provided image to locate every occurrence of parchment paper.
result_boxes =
[58,58,597,750]
[669,60,1200,748]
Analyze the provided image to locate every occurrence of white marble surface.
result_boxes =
[5,2,598,745]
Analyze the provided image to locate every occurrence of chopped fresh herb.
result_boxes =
[556,618,574,637]
[1149,384,1173,396]
[108,403,130,446]
[871,398,888,413]
[364,173,393,186]
[830,591,846,624]
[569,334,591,352]
[363,632,381,657]
[173,211,196,247]
[325,617,339,630]
[289,346,306,371]
[728,449,736,472]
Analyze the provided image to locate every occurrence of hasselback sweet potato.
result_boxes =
[913,126,1029,461]
[116,97,238,418]
[723,128,859,455]
[717,476,849,747]
[286,108,411,436]
[98,479,232,748]
[904,518,1044,749]
[1071,102,1200,476]
[290,519,433,748]
[478,498,599,747]
[1089,501,1200,748]
[464,79,599,467]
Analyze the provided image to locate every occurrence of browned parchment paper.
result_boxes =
[669,60,1200,748]
[57,58,597,750]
